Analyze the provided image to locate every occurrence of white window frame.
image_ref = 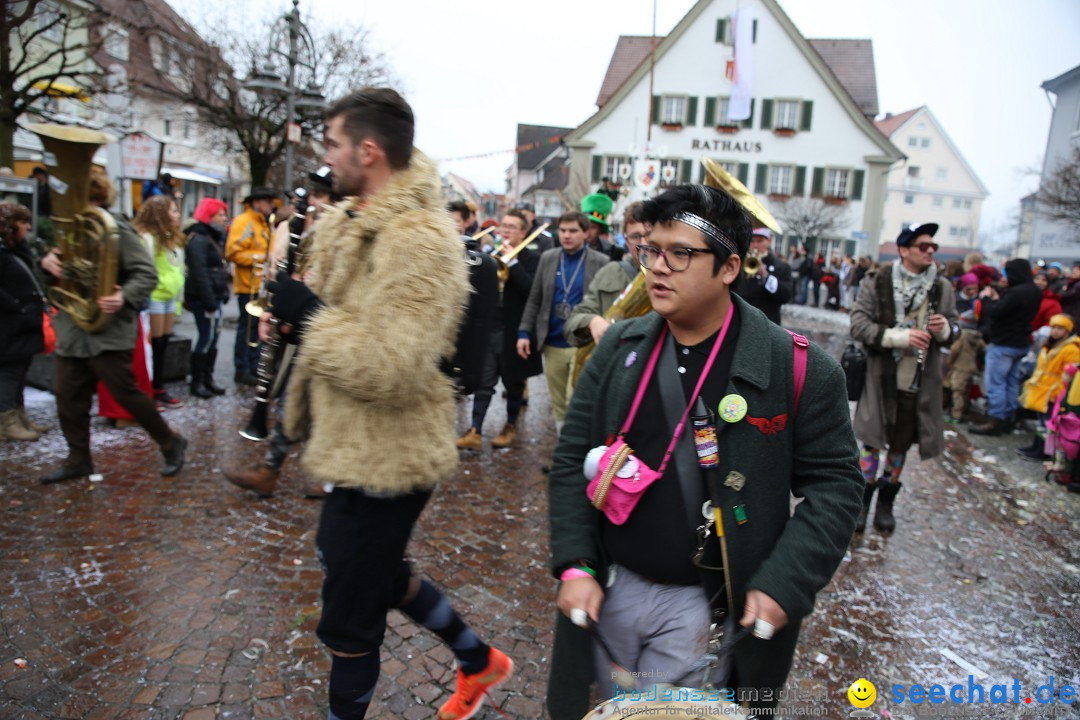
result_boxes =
[907,166,920,178]
[904,194,915,205]
[605,155,631,183]
[907,136,918,147]
[717,97,734,126]
[920,137,931,148]
[768,164,794,195]
[953,198,962,209]
[963,199,973,209]
[936,167,948,181]
[774,100,799,130]
[825,168,850,199]
[661,95,687,125]
[104,23,130,61]
[932,196,944,207]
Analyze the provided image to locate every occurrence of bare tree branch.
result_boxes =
[769,196,852,244]
[1037,145,1080,233]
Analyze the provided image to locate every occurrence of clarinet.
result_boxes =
[240,189,310,441]
[908,289,938,393]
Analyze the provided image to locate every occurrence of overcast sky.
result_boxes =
[179,0,1079,248]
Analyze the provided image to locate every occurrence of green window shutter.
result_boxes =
[680,159,693,183]
[799,100,813,131]
[810,167,824,198]
[752,19,758,42]
[755,164,768,194]
[703,97,717,127]
[686,96,698,126]
[592,155,603,183]
[740,98,755,129]
[851,169,865,200]
[652,95,661,124]
[794,166,807,196]
[761,98,773,130]
[737,163,749,185]
[716,18,728,43]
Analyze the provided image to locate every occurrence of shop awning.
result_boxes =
[31,80,91,102]
[162,167,222,185]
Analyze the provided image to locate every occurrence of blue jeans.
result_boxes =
[234,293,261,374]
[984,343,1028,421]
[188,300,223,354]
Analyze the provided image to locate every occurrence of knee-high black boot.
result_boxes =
[152,336,181,407]
[873,482,902,532]
[189,353,212,398]
[204,348,226,395]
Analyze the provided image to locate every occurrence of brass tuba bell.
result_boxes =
[29,123,120,333]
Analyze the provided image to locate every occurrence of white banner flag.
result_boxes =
[728,8,754,122]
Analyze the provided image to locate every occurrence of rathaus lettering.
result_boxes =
[690,139,764,153]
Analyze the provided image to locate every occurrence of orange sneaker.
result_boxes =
[437,647,513,720]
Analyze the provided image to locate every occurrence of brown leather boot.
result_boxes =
[456,427,483,450]
[17,408,48,433]
[492,423,517,449]
[223,465,279,498]
[1,410,39,441]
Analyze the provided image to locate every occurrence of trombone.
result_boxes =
[494,222,549,291]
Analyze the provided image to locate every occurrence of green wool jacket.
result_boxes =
[547,294,863,718]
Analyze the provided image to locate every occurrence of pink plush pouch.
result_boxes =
[586,440,662,525]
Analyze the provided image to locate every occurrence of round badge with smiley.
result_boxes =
[718,394,748,424]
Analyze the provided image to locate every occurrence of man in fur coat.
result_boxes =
[265,88,512,720]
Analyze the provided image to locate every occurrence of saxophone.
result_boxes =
[239,189,310,441]
[29,124,120,332]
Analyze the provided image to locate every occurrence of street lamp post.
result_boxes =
[243,0,326,190]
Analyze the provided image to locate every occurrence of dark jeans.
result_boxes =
[315,487,433,654]
[54,352,177,466]
[234,293,261,374]
[189,300,223,354]
[472,329,526,429]
[0,357,33,412]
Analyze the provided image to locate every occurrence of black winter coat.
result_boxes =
[0,241,45,361]
[184,222,230,308]
[499,247,543,382]
[982,258,1041,348]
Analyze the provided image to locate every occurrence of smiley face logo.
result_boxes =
[847,678,876,708]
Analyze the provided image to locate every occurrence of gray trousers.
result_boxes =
[594,565,724,700]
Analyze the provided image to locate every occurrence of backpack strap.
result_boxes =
[786,330,809,417]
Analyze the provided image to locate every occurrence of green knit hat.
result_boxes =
[581,193,613,230]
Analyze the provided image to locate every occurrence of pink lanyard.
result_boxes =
[618,302,735,475]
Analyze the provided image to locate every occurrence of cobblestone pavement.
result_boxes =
[2,307,1079,719]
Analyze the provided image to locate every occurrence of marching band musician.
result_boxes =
[38,170,187,483]
[222,168,339,501]
[516,211,609,434]
[564,202,647,348]
[225,186,276,386]
[731,228,794,325]
[547,184,862,718]
[456,208,542,450]
[264,88,513,720]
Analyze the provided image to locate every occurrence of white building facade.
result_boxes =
[875,106,988,260]
[564,0,902,258]
[1030,65,1080,261]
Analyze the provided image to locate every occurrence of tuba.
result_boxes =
[29,123,120,333]
[571,268,652,386]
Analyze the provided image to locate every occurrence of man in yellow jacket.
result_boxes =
[226,187,276,385]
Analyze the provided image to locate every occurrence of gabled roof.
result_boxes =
[874,107,922,138]
[523,160,569,196]
[516,124,572,171]
[597,36,659,108]
[875,106,990,197]
[807,39,878,117]
[570,0,901,162]
[1042,64,1080,93]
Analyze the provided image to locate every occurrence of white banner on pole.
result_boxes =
[728,9,755,122]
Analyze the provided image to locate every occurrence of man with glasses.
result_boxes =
[565,202,648,348]
[457,209,542,450]
[517,211,609,435]
[547,184,862,718]
[850,223,958,532]
[732,228,793,325]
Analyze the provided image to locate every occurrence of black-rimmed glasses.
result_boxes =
[637,244,715,272]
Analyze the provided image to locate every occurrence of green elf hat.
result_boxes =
[581,193,613,230]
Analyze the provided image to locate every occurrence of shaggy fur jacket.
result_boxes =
[284,152,470,494]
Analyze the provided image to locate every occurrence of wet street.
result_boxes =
[2,306,1079,719]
